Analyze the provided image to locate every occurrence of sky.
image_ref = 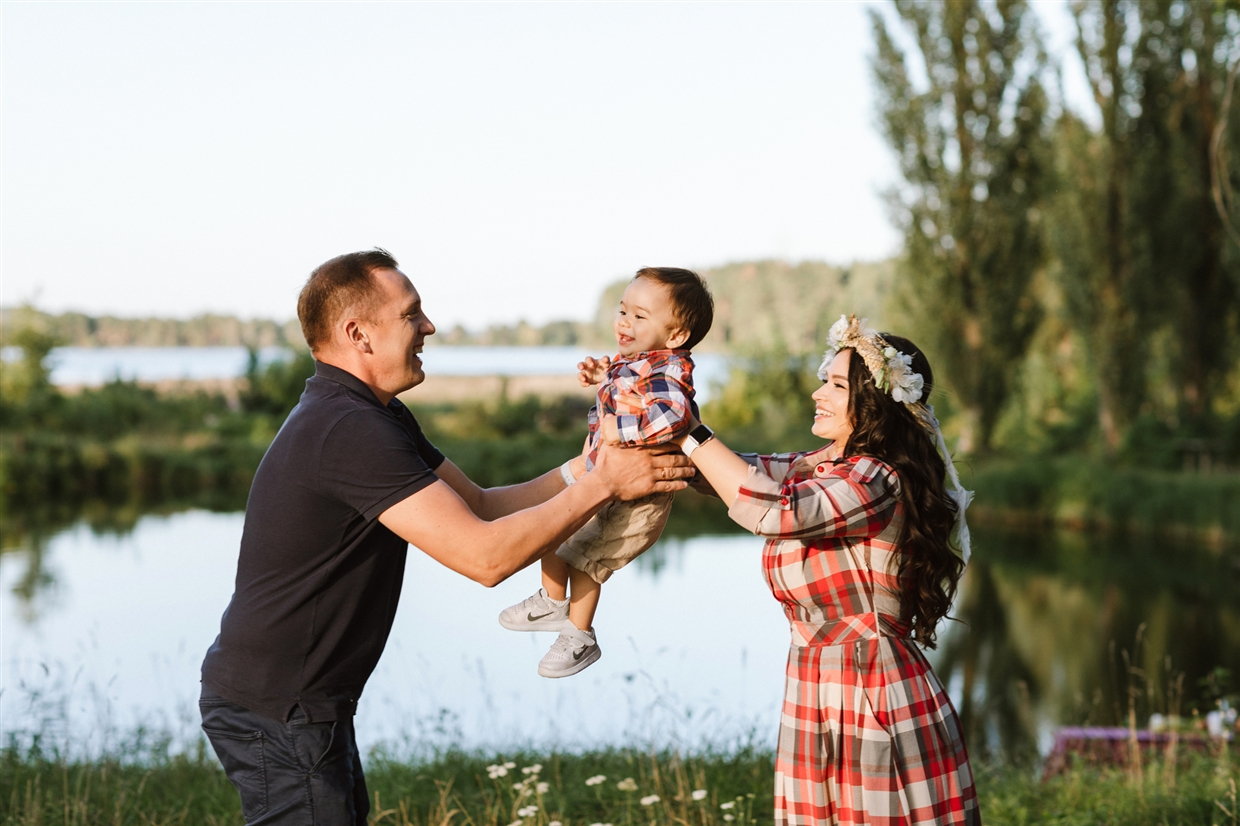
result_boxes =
[2,1,1087,330]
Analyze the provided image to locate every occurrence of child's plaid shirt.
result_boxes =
[584,349,698,470]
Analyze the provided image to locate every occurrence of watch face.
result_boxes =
[689,424,714,443]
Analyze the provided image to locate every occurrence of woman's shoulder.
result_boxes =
[819,454,900,493]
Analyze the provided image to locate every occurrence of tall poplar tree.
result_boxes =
[1053,0,1240,450]
[870,0,1051,453]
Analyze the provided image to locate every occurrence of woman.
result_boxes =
[677,315,980,825]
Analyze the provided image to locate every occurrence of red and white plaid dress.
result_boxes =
[729,447,980,826]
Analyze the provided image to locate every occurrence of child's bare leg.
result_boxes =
[567,567,602,631]
[541,553,570,601]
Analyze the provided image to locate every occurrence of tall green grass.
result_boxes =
[4,741,1239,826]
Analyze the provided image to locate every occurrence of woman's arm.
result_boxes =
[677,427,898,540]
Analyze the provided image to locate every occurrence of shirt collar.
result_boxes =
[313,360,397,413]
[612,349,694,373]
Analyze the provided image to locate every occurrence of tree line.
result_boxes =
[871,0,1240,457]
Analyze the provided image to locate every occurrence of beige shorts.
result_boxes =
[555,491,675,584]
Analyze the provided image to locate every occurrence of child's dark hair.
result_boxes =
[633,267,714,349]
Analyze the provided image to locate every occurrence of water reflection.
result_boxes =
[4,508,1238,762]
[931,527,1240,761]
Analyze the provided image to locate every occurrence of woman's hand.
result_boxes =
[577,355,611,387]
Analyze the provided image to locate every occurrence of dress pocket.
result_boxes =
[202,725,269,820]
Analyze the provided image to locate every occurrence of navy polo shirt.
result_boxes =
[201,361,444,723]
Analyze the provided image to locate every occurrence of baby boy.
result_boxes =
[498,267,714,677]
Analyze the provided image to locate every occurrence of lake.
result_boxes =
[3,345,732,403]
[4,507,1238,761]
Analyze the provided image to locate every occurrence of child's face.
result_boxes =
[614,277,689,358]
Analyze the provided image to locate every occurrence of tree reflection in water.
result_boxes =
[931,524,1240,762]
[6,507,1238,760]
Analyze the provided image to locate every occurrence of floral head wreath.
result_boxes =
[817,314,974,563]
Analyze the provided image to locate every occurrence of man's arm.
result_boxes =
[433,454,587,521]
[379,442,688,587]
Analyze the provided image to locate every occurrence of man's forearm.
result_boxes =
[435,457,584,521]
[473,468,568,520]
[380,471,612,587]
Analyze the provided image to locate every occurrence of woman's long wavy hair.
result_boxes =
[838,335,964,648]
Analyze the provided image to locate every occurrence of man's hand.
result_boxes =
[577,355,611,387]
[592,440,693,501]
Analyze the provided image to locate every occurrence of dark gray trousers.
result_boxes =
[200,687,368,825]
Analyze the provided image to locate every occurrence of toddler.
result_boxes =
[498,267,713,677]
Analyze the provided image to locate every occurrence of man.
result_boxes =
[200,249,690,824]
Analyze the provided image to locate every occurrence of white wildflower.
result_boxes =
[488,764,509,779]
[549,822,562,826]
[585,775,607,786]
[513,782,524,791]
[691,789,708,801]
[640,795,660,806]
[616,777,638,792]
[724,816,735,823]
[505,761,517,769]
[517,805,539,818]
[537,782,550,794]
[522,764,543,775]
[720,802,735,810]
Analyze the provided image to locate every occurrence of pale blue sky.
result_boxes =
[2,1,1085,329]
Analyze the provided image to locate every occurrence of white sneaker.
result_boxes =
[498,588,570,632]
[537,625,601,678]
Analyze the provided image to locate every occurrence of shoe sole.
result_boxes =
[537,644,601,678]
[499,614,569,632]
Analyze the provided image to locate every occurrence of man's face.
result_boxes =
[365,267,436,396]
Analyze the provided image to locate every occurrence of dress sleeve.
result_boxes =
[614,366,694,445]
[727,457,901,540]
[736,452,799,480]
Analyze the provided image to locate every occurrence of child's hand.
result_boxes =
[577,355,611,387]
[599,415,622,445]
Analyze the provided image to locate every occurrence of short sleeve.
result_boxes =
[318,408,442,521]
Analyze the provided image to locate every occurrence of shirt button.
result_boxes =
[780,497,790,506]
[816,464,827,474]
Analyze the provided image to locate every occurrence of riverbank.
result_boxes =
[3,744,1235,825]
[970,457,1240,549]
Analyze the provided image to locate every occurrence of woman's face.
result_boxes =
[811,349,854,448]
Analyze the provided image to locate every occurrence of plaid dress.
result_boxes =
[728,448,980,826]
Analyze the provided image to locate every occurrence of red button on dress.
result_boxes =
[816,464,827,474]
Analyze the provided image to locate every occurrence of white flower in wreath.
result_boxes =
[885,349,924,403]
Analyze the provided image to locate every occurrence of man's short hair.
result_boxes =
[633,267,714,350]
[298,249,399,352]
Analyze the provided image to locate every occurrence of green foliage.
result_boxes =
[411,389,592,488]
[869,0,1052,453]
[970,455,1240,543]
[701,347,820,455]
[1047,0,1240,452]
[593,260,896,355]
[0,306,305,348]
[0,328,316,527]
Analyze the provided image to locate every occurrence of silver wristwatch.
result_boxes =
[681,423,715,457]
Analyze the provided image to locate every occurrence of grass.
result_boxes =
[4,739,1240,826]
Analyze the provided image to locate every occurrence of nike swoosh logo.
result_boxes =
[573,647,588,660]
[528,611,554,622]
